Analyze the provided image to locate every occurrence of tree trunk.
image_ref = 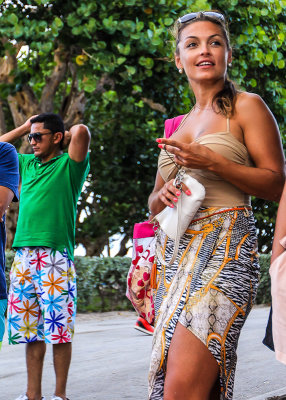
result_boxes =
[5,203,19,249]
[115,234,131,257]
[82,234,109,257]
[0,101,6,134]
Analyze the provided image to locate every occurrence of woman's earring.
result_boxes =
[178,68,183,74]
[228,62,232,67]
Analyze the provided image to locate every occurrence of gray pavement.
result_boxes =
[0,306,286,400]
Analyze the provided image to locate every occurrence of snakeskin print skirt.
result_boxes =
[149,207,260,400]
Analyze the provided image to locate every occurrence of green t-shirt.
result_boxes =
[13,152,90,260]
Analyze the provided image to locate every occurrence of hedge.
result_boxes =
[256,254,272,305]
[4,251,271,312]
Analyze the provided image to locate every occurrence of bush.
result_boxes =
[4,251,271,311]
[255,253,271,305]
[75,256,133,312]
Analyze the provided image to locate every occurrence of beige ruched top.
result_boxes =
[158,118,253,207]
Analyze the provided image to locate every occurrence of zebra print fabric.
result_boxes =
[149,207,260,400]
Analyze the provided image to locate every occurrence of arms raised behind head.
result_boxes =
[66,124,91,163]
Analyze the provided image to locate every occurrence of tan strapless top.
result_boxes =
[158,118,253,207]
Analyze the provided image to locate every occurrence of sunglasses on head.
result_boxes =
[178,11,225,24]
[27,132,53,143]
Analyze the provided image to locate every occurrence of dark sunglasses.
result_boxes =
[178,11,225,24]
[27,132,53,143]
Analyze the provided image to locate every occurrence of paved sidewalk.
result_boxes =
[0,306,285,399]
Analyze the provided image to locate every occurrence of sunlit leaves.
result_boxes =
[7,13,18,25]
[138,56,154,69]
[116,43,131,55]
[117,56,126,65]
[102,16,118,33]
[277,60,285,69]
[82,77,98,93]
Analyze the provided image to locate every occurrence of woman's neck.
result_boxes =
[190,78,225,110]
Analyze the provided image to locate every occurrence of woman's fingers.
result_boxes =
[157,137,183,148]
[159,143,183,156]
[157,137,186,152]
[159,180,181,207]
[181,182,192,196]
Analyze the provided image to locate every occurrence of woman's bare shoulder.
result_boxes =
[234,91,274,126]
[236,91,266,111]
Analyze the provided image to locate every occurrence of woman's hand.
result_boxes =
[158,178,191,208]
[157,138,215,170]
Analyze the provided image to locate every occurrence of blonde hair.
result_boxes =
[172,11,239,117]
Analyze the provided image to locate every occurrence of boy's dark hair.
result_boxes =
[30,113,65,148]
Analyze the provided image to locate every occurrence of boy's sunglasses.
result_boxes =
[178,11,225,24]
[28,132,53,143]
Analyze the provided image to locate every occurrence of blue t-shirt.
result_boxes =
[0,142,19,300]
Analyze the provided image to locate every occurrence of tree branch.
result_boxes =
[141,97,166,113]
[0,101,6,134]
[8,85,41,152]
[60,62,78,120]
[94,73,115,94]
[115,234,131,257]
[63,89,86,129]
[0,39,23,84]
[40,45,68,112]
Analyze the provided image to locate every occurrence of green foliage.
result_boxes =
[75,256,132,312]
[252,199,278,253]
[0,0,284,254]
[255,253,271,304]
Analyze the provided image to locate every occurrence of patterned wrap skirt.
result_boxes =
[149,207,260,400]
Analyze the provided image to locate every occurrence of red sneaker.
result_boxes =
[134,317,154,335]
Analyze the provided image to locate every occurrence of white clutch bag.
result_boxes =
[154,169,205,266]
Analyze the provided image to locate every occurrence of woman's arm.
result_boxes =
[271,182,286,263]
[157,93,285,202]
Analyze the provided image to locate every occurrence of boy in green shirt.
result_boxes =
[1,113,90,400]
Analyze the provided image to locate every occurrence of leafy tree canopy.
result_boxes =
[0,0,285,254]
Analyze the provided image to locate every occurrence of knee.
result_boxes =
[164,385,192,400]
[164,373,207,400]
[164,387,181,400]
[164,373,192,400]
[26,341,46,360]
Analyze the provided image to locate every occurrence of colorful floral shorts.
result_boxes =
[7,247,77,345]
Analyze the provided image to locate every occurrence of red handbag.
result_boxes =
[126,221,157,325]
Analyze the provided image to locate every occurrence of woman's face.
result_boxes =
[175,20,232,84]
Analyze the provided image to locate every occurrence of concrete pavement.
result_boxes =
[0,306,286,400]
